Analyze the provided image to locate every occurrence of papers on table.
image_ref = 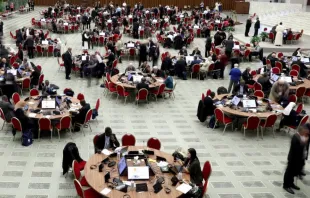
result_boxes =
[185,56,194,63]
[107,19,112,23]
[99,32,105,36]
[101,149,112,155]
[7,69,17,76]
[157,161,168,167]
[280,76,292,83]
[301,57,310,63]
[127,43,135,48]
[82,55,87,61]
[100,188,111,195]
[28,113,37,118]
[231,96,240,106]
[156,79,164,83]
[152,19,157,24]
[215,20,221,24]
[233,45,240,50]
[180,14,184,18]
[41,18,46,22]
[41,40,48,45]
[176,183,192,194]
[64,23,68,26]
[194,25,199,29]
[283,102,296,116]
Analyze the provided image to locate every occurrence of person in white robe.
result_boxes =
[274,22,285,46]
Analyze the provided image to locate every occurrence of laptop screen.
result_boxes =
[41,99,56,109]
[118,157,127,175]
[243,100,256,108]
[127,166,149,180]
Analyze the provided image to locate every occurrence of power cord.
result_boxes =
[123,194,131,198]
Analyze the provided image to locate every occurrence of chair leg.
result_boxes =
[69,127,73,139]
[272,126,275,138]
[81,126,85,136]
[243,127,246,137]
[38,129,41,141]
[213,120,218,130]
[89,123,92,132]
[50,129,53,141]
[1,121,5,130]
[57,129,60,142]
[223,124,228,135]
[261,126,264,139]
[257,128,259,140]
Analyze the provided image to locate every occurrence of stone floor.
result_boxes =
[1,6,310,198]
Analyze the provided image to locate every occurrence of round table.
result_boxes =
[15,95,80,120]
[254,74,310,91]
[214,94,283,118]
[110,73,164,89]
[0,69,32,83]
[85,146,190,198]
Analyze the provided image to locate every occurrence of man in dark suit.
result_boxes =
[95,127,120,152]
[225,38,234,58]
[41,80,59,95]
[63,48,72,80]
[72,99,91,131]
[190,56,202,68]
[245,17,252,37]
[269,53,279,68]
[0,95,14,121]
[161,53,173,72]
[174,56,187,80]
[203,91,216,116]
[205,37,212,57]
[136,77,149,90]
[179,46,188,56]
[233,80,248,95]
[253,18,260,36]
[105,49,115,70]
[190,47,201,56]
[25,36,34,59]
[0,58,10,69]
[132,20,139,39]
[283,125,309,194]
[242,67,252,84]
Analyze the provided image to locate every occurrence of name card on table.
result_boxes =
[42,40,48,45]
[127,43,135,48]
[233,45,240,50]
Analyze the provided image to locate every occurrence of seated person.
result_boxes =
[278,102,303,131]
[30,66,41,88]
[178,46,188,56]
[72,99,91,131]
[139,61,148,70]
[152,66,165,78]
[41,80,59,95]
[269,52,278,68]
[174,55,187,80]
[203,91,215,116]
[242,67,253,85]
[279,56,289,74]
[190,47,201,56]
[190,56,202,68]
[257,73,272,96]
[164,71,174,90]
[125,62,136,72]
[0,95,15,122]
[19,58,32,71]
[249,42,263,62]
[136,77,149,90]
[94,127,120,152]
[269,80,289,103]
[0,58,10,69]
[233,80,248,95]
[292,57,308,78]
[200,57,214,76]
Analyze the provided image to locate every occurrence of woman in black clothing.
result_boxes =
[30,65,40,88]
[139,44,147,67]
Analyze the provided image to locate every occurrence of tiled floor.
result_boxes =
[1,6,310,198]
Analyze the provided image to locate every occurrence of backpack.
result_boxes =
[21,129,33,146]
[64,89,74,97]
[217,86,228,95]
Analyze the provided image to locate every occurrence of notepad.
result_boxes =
[100,188,111,195]
[127,43,135,48]
[28,113,36,118]
[102,149,112,155]
[176,183,192,194]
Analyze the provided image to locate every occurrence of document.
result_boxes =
[28,113,36,118]
[101,149,112,155]
[100,188,111,195]
[176,183,192,194]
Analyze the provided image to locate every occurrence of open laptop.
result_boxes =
[242,100,257,108]
[41,99,56,109]
[118,156,127,176]
[127,166,149,180]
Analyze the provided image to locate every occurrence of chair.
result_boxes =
[74,109,93,136]
[250,70,257,77]
[116,85,130,103]
[38,118,52,140]
[295,86,306,102]
[136,88,148,105]
[242,116,260,138]
[93,99,100,124]
[77,93,85,100]
[275,61,282,72]
[147,137,161,150]
[271,67,280,74]
[201,93,205,101]
[296,103,303,115]
[260,114,277,139]
[128,48,136,60]
[291,64,300,73]
[11,117,22,140]
[286,115,309,133]
[105,80,117,97]
[73,160,89,187]
[99,36,104,46]
[0,108,10,130]
[253,82,262,91]
[30,88,39,96]
[213,108,233,135]
[122,134,136,146]
[191,64,200,79]
[243,50,251,61]
[73,179,101,198]
[206,89,211,96]
[55,116,72,141]
[269,32,274,43]
[254,90,264,98]
[36,45,43,57]
[150,84,165,101]
[202,161,212,196]
[139,29,144,39]
[163,82,177,100]
[12,92,20,105]
[288,94,297,103]
[277,52,283,58]
[12,62,19,69]
[37,65,42,72]
[57,57,64,71]
[93,135,99,153]
[266,59,271,67]
[289,70,299,77]
[47,45,54,57]
[21,78,31,95]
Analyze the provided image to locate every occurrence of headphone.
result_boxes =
[123,194,131,198]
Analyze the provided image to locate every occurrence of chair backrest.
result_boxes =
[11,117,22,131]
[84,109,93,124]
[93,134,99,148]
[202,161,212,195]
[154,84,166,96]
[73,179,84,198]
[129,48,135,55]
[77,93,85,100]
[116,85,126,96]
[288,94,297,103]
[37,65,42,72]
[275,61,282,71]
[214,108,225,123]
[136,88,148,100]
[12,92,20,104]
[192,64,200,73]
[254,82,262,91]
[202,93,205,101]
[206,89,211,96]
[36,45,42,52]
[298,115,309,128]
[112,59,118,68]
[38,74,44,85]
[59,116,71,130]
[244,50,250,57]
[106,73,111,82]
[289,70,299,77]
[147,137,161,150]
[271,67,280,74]
[277,52,283,58]
[254,90,264,98]
[30,88,39,96]
[262,114,277,128]
[0,108,5,121]
[291,64,300,73]
[296,87,306,98]
[244,116,260,129]
[72,160,81,180]
[38,118,51,131]
[122,133,136,146]
[296,103,303,115]
[95,99,100,111]
[22,78,31,89]
[250,70,257,77]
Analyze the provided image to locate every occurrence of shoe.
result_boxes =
[283,187,294,194]
[291,184,300,190]
[300,171,306,176]
[66,77,71,80]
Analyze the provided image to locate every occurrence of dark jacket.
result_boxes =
[254,20,260,29]
[95,133,120,152]
[203,96,215,116]
[190,49,201,56]
[246,19,252,28]
[197,100,207,122]
[139,44,147,61]
[62,142,84,175]
[287,133,306,176]
[233,84,248,95]
[174,59,186,77]
[63,51,72,68]
[161,57,173,71]
[136,82,149,90]
[25,37,34,47]
[184,158,203,185]
[179,49,188,56]
[225,40,234,51]
[75,103,90,123]
[242,70,252,84]
[0,101,14,121]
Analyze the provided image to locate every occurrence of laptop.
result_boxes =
[118,157,127,176]
[127,166,149,180]
[136,183,148,192]
[41,99,56,109]
[242,100,257,108]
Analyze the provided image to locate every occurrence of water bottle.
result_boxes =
[117,151,120,160]
[130,180,135,191]
[177,172,183,180]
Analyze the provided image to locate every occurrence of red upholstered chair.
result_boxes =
[105,81,117,97]
[288,94,297,103]
[202,93,205,101]
[36,45,43,56]
[99,36,104,46]
[74,109,93,136]
[271,67,280,74]
[206,89,211,96]
[291,64,300,73]
[112,59,118,68]
[38,74,44,87]
[77,93,85,100]
[147,137,161,150]
[139,29,144,38]
[12,62,19,69]
[47,45,54,57]
[0,108,10,130]
[213,108,233,135]
[12,92,20,105]
[289,70,299,77]
[150,84,165,101]
[286,115,309,133]
[254,90,264,98]
[245,43,251,47]
[11,117,22,140]
[253,82,262,91]
[277,52,283,58]
[136,88,148,105]
[242,116,260,138]
[93,134,100,153]
[260,114,277,139]
[93,99,100,124]
[275,61,282,72]
[21,78,31,95]
[243,50,251,61]
[266,59,271,67]
[202,161,212,196]
[163,82,177,100]
[57,57,64,71]
[37,65,42,72]
[38,118,52,140]
[129,48,136,60]
[122,134,136,146]
[55,116,72,141]
[73,160,89,187]
[116,85,130,103]
[269,32,274,43]
[250,70,257,77]
[296,87,306,102]
[191,64,200,79]
[296,103,303,115]
[73,179,101,198]
[30,88,39,96]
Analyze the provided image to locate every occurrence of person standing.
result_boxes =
[205,36,212,57]
[274,22,285,46]
[253,18,260,37]
[245,17,252,37]
[228,64,241,93]
[63,48,73,80]
[25,36,34,59]
[0,19,3,36]
[139,44,147,67]
[283,125,309,194]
